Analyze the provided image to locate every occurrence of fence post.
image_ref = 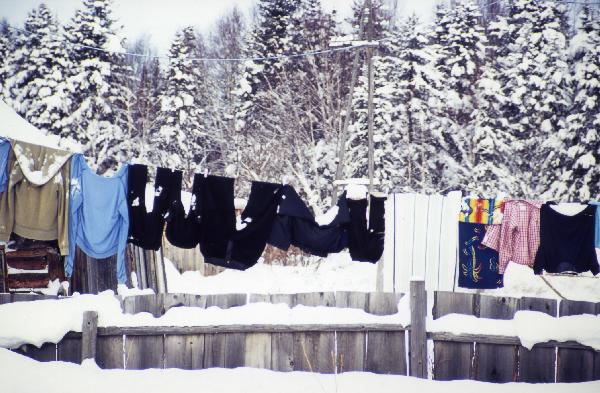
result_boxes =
[410,280,427,378]
[81,310,98,362]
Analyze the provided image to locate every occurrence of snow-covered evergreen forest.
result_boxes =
[1,0,599,212]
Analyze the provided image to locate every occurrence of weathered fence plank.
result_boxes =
[334,291,368,311]
[367,292,401,315]
[517,297,557,383]
[123,294,164,317]
[248,293,270,303]
[269,294,296,307]
[557,300,596,382]
[164,334,204,369]
[433,291,477,380]
[474,296,519,383]
[296,292,335,307]
[224,333,246,368]
[365,331,406,375]
[337,331,365,372]
[203,333,225,368]
[81,310,98,361]
[0,293,12,304]
[409,280,427,378]
[206,294,247,309]
[271,332,295,371]
[293,332,335,372]
[97,336,124,369]
[13,343,56,362]
[596,303,600,380]
[244,333,271,369]
[125,335,164,369]
[57,337,82,364]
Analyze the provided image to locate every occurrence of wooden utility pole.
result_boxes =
[366,0,375,194]
[331,0,378,205]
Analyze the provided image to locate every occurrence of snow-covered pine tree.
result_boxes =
[152,27,211,180]
[0,20,14,100]
[433,1,488,191]
[492,0,570,197]
[18,4,72,137]
[62,0,134,173]
[133,57,162,163]
[561,6,600,200]
[390,15,446,193]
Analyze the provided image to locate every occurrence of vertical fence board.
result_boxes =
[206,294,247,309]
[334,291,368,311]
[271,332,295,371]
[97,336,124,369]
[14,343,56,362]
[296,292,335,307]
[269,294,296,307]
[293,332,335,373]
[557,300,596,382]
[367,292,401,315]
[248,293,271,303]
[595,303,600,380]
[474,296,519,382]
[81,311,98,361]
[183,294,208,308]
[223,333,246,368]
[123,294,164,317]
[412,194,430,280]
[409,280,427,378]
[337,331,365,372]
[164,334,204,369]
[125,335,164,370]
[203,333,225,368]
[244,333,272,369]
[517,297,557,382]
[365,331,406,375]
[433,291,476,380]
[57,337,82,364]
[438,191,461,292]
[424,195,444,291]
[0,293,11,304]
[395,194,416,294]
[382,196,396,292]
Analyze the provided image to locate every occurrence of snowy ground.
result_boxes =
[3,349,599,393]
[164,252,378,294]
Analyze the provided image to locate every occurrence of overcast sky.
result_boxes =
[0,0,439,54]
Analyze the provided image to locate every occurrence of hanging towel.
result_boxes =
[533,203,599,275]
[127,165,174,250]
[269,185,349,257]
[458,222,503,289]
[165,171,202,249]
[482,199,542,274]
[0,140,72,255]
[198,175,237,266]
[345,194,386,263]
[0,138,10,193]
[66,154,129,283]
[221,181,283,270]
[459,197,504,224]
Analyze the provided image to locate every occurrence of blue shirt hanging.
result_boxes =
[66,154,129,284]
[458,222,504,289]
[0,138,10,193]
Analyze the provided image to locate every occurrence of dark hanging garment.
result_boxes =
[127,165,175,250]
[220,181,283,270]
[269,186,349,257]
[458,222,504,289]
[165,172,202,249]
[533,203,599,275]
[345,194,386,263]
[198,175,236,265]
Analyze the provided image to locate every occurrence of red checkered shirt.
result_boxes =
[482,199,543,274]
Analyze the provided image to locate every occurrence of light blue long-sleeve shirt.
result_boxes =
[0,138,10,193]
[66,154,129,283]
[590,202,600,249]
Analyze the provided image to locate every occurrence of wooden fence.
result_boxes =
[2,282,599,382]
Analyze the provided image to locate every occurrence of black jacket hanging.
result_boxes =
[198,175,236,265]
[127,165,174,251]
[533,203,599,275]
[165,171,203,249]
[219,181,283,270]
[345,194,386,263]
[269,186,349,257]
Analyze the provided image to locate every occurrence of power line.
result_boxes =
[6,25,385,62]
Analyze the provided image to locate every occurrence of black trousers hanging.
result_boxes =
[165,172,203,249]
[345,194,386,263]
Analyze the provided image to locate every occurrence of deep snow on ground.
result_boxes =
[2,349,599,393]
[165,252,378,294]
